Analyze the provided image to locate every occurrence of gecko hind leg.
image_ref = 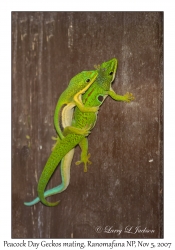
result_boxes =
[75,137,91,172]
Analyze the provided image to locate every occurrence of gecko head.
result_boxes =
[69,70,98,88]
[97,58,118,90]
[100,58,118,81]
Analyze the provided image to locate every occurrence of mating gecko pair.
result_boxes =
[24,58,134,207]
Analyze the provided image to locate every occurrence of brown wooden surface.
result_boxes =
[12,12,163,238]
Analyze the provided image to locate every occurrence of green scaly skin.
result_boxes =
[24,71,98,207]
[24,58,134,206]
[54,70,98,140]
[24,58,117,207]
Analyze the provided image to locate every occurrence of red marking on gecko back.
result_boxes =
[84,88,95,103]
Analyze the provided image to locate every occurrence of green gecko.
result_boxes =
[24,71,98,207]
[24,70,98,208]
[51,70,99,176]
[24,58,134,207]
[54,70,99,140]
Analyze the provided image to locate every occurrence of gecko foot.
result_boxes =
[75,153,92,172]
[124,92,135,102]
[80,124,92,137]
[94,64,100,70]
[51,136,60,151]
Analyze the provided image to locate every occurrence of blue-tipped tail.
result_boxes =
[24,183,64,206]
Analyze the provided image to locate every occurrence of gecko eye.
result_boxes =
[109,71,113,75]
[86,78,90,83]
[98,95,103,102]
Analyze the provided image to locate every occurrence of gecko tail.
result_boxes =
[24,183,65,206]
[24,198,40,206]
[24,144,74,207]
[24,197,60,207]
[40,199,60,207]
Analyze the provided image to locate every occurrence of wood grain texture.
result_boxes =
[12,12,163,238]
